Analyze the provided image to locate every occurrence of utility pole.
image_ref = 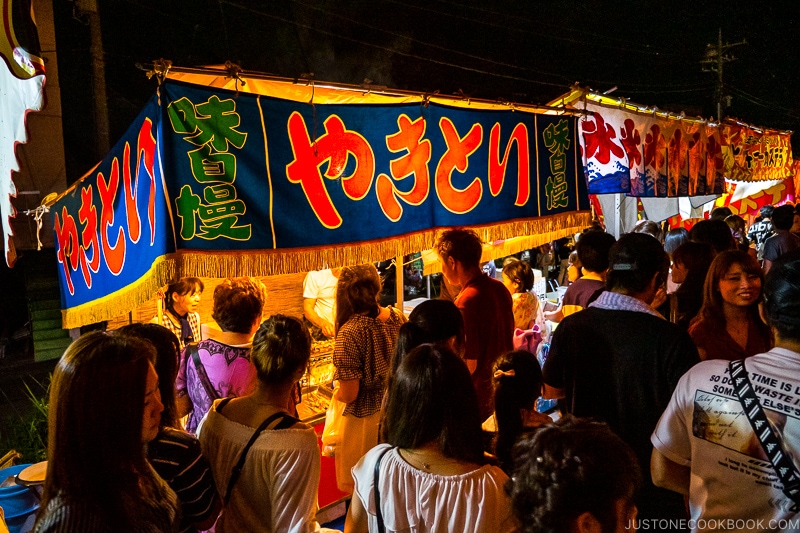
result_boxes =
[701,29,747,121]
[76,0,110,159]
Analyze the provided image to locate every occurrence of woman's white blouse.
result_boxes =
[352,444,516,533]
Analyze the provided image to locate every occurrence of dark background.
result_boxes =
[53,0,800,184]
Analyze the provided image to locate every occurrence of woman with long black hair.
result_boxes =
[34,332,178,532]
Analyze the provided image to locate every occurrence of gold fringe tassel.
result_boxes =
[172,211,592,279]
[423,212,592,275]
[61,212,590,328]
[62,257,176,330]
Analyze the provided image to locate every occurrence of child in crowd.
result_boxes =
[502,260,545,332]
[507,416,641,533]
[490,350,551,473]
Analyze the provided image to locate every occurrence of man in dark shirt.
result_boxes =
[546,230,615,322]
[747,205,775,262]
[763,204,800,274]
[543,233,699,528]
[436,228,514,419]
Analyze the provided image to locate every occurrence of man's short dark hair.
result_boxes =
[710,206,733,221]
[771,204,795,230]
[760,205,775,219]
[576,231,616,273]
[763,251,800,342]
[436,228,483,268]
[606,233,669,294]
[688,219,735,253]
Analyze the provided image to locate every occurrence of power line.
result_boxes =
[611,85,714,95]
[288,0,573,83]
[432,0,680,54]
[289,0,709,91]
[384,0,682,58]
[222,0,571,88]
[727,86,800,118]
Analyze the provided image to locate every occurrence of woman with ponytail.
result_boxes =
[491,350,551,473]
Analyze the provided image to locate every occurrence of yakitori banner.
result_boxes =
[52,78,590,327]
[721,123,794,183]
[578,101,725,197]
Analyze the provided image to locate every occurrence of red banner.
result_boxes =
[721,123,794,183]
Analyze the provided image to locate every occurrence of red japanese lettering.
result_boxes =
[488,122,530,206]
[706,131,723,189]
[435,118,483,214]
[97,159,126,275]
[78,185,100,288]
[582,113,624,164]
[376,115,431,222]
[286,112,376,229]
[686,130,703,195]
[619,119,642,168]
[667,129,687,195]
[121,143,141,244]
[644,124,666,171]
[54,207,79,295]
[136,118,158,245]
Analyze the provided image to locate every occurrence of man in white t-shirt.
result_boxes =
[652,252,800,532]
[303,268,340,339]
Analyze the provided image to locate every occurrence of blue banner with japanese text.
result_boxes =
[52,79,590,327]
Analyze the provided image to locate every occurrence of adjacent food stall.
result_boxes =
[548,87,796,233]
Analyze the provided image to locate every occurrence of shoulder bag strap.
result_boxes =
[188,343,219,402]
[374,446,393,533]
[729,359,800,508]
[224,411,299,505]
[216,397,233,412]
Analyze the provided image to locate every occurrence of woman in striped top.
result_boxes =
[117,323,221,532]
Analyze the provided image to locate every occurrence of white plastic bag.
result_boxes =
[321,391,346,457]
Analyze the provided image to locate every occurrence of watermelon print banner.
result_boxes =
[52,79,590,327]
[721,123,794,183]
[578,102,725,197]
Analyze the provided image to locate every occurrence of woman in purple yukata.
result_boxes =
[176,277,267,433]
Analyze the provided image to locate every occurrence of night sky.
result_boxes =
[54,0,800,182]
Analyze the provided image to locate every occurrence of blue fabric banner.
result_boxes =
[161,81,587,249]
[52,79,590,327]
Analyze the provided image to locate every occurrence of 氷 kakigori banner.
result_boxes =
[52,79,590,327]
[578,101,726,197]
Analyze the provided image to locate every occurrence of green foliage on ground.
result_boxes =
[0,376,49,464]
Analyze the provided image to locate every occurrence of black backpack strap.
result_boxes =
[216,397,233,413]
[729,359,800,509]
[374,446,393,533]
[188,343,219,402]
[224,410,299,505]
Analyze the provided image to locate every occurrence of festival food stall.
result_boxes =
[48,63,592,517]
[548,86,795,233]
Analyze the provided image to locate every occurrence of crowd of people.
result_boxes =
[24,202,800,533]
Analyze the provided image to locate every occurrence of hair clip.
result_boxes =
[611,263,637,271]
[494,369,516,379]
